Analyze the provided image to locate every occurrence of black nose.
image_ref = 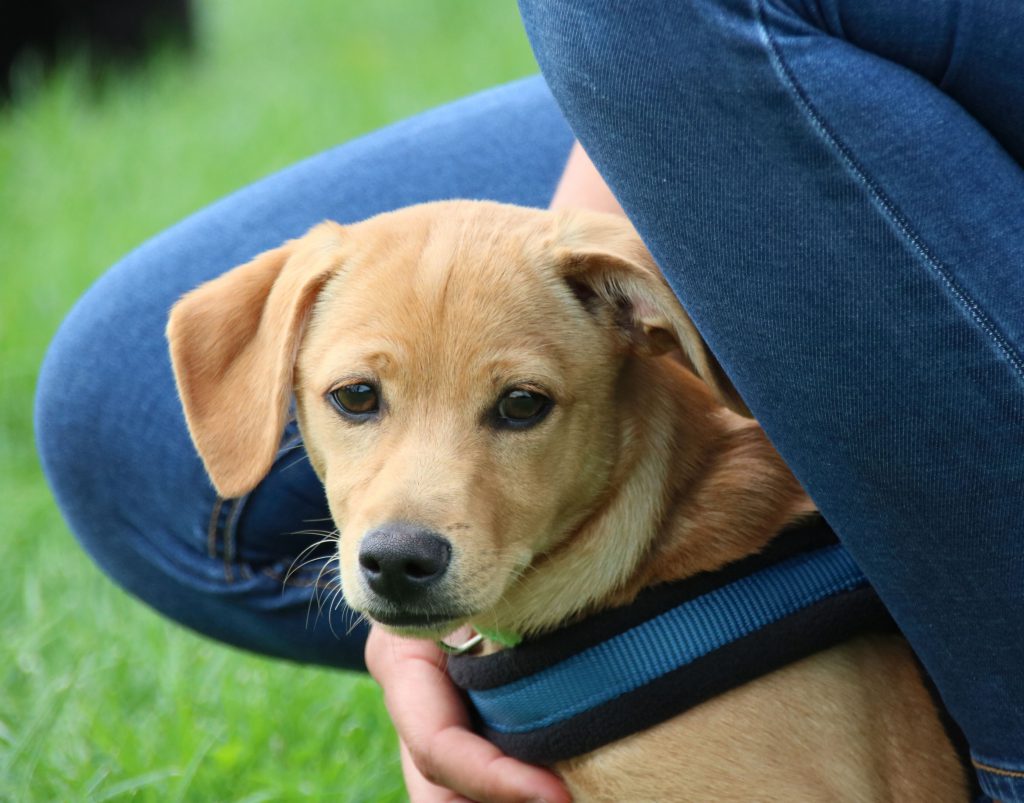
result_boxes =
[358,524,452,604]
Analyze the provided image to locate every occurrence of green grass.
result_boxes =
[0,2,537,799]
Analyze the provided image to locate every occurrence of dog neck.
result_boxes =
[473,354,815,642]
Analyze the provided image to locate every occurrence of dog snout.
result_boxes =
[358,523,452,604]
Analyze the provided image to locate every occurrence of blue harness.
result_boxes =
[447,519,897,764]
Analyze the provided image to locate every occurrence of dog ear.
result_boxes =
[166,221,346,498]
[553,210,749,415]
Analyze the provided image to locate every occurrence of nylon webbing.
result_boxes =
[448,521,899,764]
[469,545,865,733]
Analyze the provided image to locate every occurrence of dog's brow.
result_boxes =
[360,350,396,372]
[486,361,565,398]
[322,347,398,387]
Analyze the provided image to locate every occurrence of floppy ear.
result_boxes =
[166,221,346,498]
[552,210,749,416]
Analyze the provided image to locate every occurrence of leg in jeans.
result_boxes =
[35,77,573,670]
[519,0,1024,796]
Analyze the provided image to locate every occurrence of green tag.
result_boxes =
[474,625,522,647]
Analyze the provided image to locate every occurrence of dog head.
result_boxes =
[168,201,756,638]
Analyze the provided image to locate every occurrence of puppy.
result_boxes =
[168,201,967,801]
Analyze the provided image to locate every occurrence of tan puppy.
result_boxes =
[168,201,967,801]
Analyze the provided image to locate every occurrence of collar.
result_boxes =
[446,518,895,764]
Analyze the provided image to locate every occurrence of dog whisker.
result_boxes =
[325,586,343,638]
[281,453,311,473]
[285,531,338,565]
[283,532,339,589]
[286,555,332,587]
[306,558,340,630]
[289,527,339,538]
[305,581,325,630]
[313,555,339,595]
[344,611,369,638]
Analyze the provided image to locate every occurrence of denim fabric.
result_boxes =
[35,77,574,669]
[518,0,1024,796]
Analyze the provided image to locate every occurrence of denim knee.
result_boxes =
[35,268,368,669]
[34,252,219,597]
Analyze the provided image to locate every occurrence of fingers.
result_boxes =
[367,626,572,803]
[400,740,473,803]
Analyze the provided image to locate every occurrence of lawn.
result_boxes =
[0,2,538,799]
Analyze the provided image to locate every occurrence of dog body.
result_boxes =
[168,201,966,800]
[558,635,961,801]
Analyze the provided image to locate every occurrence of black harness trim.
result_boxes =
[447,518,898,765]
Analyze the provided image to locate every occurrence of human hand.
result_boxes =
[365,625,572,803]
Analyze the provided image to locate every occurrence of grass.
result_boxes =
[0,2,538,799]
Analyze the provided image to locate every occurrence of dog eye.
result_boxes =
[329,383,379,418]
[495,389,552,429]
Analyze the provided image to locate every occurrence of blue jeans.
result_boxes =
[36,1,1024,797]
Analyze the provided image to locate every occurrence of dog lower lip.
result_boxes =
[371,610,464,628]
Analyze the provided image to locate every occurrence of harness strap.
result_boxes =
[447,519,896,764]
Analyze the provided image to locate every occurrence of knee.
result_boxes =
[34,275,368,672]
[517,0,638,109]
[34,253,207,557]
[516,0,746,143]
[35,290,113,526]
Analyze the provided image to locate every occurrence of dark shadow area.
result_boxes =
[1,0,193,100]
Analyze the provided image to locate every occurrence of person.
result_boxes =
[36,2,1024,800]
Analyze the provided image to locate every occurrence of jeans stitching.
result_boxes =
[753,0,1024,387]
[222,495,247,583]
[206,496,224,560]
[974,759,1024,779]
[203,416,327,586]
[257,421,333,584]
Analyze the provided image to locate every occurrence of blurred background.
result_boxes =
[0,2,537,799]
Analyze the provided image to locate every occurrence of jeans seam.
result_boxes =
[206,496,224,560]
[222,495,246,583]
[211,418,308,584]
[935,0,970,93]
[974,759,1024,779]
[753,0,1024,387]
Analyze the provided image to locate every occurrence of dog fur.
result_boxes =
[168,201,967,801]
